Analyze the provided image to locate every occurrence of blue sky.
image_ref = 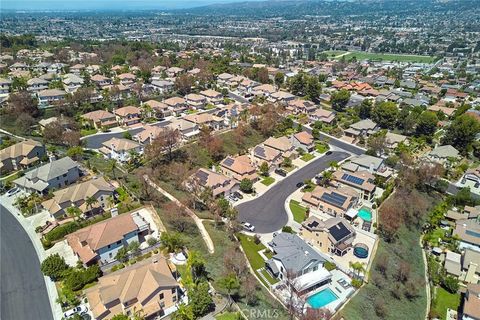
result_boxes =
[1,0,261,11]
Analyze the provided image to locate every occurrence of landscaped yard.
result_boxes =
[300,153,315,162]
[333,51,438,63]
[315,142,329,154]
[80,128,98,137]
[261,176,275,186]
[431,287,461,320]
[238,234,278,286]
[289,200,308,223]
[216,312,241,320]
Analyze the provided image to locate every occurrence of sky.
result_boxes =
[1,0,263,11]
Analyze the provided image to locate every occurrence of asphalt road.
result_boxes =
[0,203,53,320]
[236,150,350,233]
[301,125,365,156]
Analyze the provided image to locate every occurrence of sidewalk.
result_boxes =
[0,194,63,320]
[143,175,215,254]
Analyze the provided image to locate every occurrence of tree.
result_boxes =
[7,91,39,117]
[442,275,459,293]
[85,196,98,213]
[442,114,480,153]
[108,159,118,180]
[305,76,322,102]
[160,232,185,253]
[175,74,194,95]
[64,130,82,147]
[416,111,438,137]
[259,162,269,176]
[371,101,399,129]
[41,253,70,281]
[349,261,366,280]
[256,67,269,84]
[189,281,214,317]
[218,273,240,305]
[282,157,292,168]
[127,240,141,256]
[111,315,129,320]
[66,206,82,221]
[145,128,180,163]
[172,303,194,320]
[43,121,65,144]
[331,89,350,112]
[274,72,284,87]
[187,251,207,284]
[115,246,129,263]
[239,178,253,193]
[242,275,258,306]
[357,99,372,119]
[66,146,84,161]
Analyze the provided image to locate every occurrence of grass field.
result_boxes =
[261,176,275,186]
[216,312,241,320]
[301,153,315,162]
[329,51,438,63]
[315,142,330,154]
[431,287,461,320]
[238,234,278,286]
[289,200,307,223]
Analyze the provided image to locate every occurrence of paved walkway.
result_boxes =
[143,176,215,254]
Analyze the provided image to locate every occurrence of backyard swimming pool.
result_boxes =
[358,207,372,222]
[307,288,338,309]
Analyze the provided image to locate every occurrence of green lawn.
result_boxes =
[80,128,98,137]
[289,200,308,223]
[431,287,461,320]
[238,234,278,286]
[424,227,449,247]
[300,153,315,162]
[315,142,329,154]
[333,51,437,63]
[261,176,275,186]
[216,312,241,320]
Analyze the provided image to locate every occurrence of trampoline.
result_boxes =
[353,243,369,259]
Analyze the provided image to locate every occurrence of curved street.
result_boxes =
[0,203,53,320]
[237,151,350,233]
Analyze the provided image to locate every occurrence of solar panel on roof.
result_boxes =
[342,173,364,185]
[255,146,266,158]
[196,171,209,184]
[308,221,319,228]
[321,192,347,207]
[328,222,351,241]
[223,158,234,167]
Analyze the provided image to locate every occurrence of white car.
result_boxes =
[6,187,20,197]
[63,305,88,318]
[242,222,255,232]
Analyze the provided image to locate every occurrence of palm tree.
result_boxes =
[85,196,98,214]
[349,261,366,280]
[218,273,240,306]
[321,170,333,186]
[106,195,115,209]
[66,206,82,221]
[108,159,118,180]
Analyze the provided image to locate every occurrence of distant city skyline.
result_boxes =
[1,0,264,11]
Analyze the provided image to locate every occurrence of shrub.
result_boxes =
[63,265,101,291]
[324,261,336,271]
[351,278,363,288]
[45,222,81,242]
[147,237,158,246]
[281,226,294,233]
[253,235,261,245]
[41,253,70,281]
[111,264,125,272]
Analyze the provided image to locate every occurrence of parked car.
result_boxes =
[228,194,238,202]
[242,222,255,232]
[275,168,287,177]
[233,191,243,199]
[326,151,332,155]
[296,182,305,188]
[6,187,20,197]
[64,305,88,319]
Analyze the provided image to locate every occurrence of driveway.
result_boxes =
[236,151,350,233]
[1,203,54,320]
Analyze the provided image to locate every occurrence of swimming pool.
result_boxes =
[358,208,372,222]
[307,288,338,309]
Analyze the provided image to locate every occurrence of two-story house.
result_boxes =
[185,93,207,110]
[91,74,112,89]
[251,145,283,172]
[27,77,49,92]
[164,97,187,115]
[114,106,142,127]
[188,168,239,198]
[302,186,359,218]
[13,157,80,194]
[0,139,46,174]
[100,137,143,162]
[219,155,259,183]
[82,110,118,130]
[37,89,66,107]
[343,119,379,142]
[332,170,376,201]
[200,89,223,105]
[292,131,315,153]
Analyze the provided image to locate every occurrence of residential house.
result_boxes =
[269,91,296,104]
[302,186,359,218]
[427,145,460,165]
[444,250,462,277]
[117,73,136,86]
[219,155,258,182]
[134,125,170,145]
[461,165,480,188]
[67,211,150,266]
[41,177,115,219]
[347,154,385,175]
[308,108,336,124]
[332,170,376,201]
[114,106,141,127]
[251,145,282,171]
[385,132,408,149]
[0,78,12,94]
[85,255,180,320]
[91,74,112,89]
[292,131,315,153]
[462,249,480,284]
[83,110,118,130]
[200,89,223,105]
[238,78,259,96]
[300,216,356,256]
[217,73,234,87]
[164,97,187,115]
[0,139,46,174]
[343,119,379,141]
[151,80,174,94]
[287,99,317,115]
[27,77,49,92]
[143,100,173,119]
[185,93,207,109]
[266,233,332,295]
[454,219,480,252]
[63,73,84,93]
[252,84,277,98]
[188,168,239,198]
[462,284,480,320]
[263,136,296,158]
[166,119,199,140]
[70,64,85,74]
[100,138,143,162]
[183,113,225,131]
[37,89,66,107]
[13,157,80,194]
[166,67,184,78]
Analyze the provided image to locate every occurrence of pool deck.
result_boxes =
[305,270,355,312]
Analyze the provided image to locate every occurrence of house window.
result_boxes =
[173,295,177,302]
[172,288,176,294]
[109,252,112,258]
[160,302,165,308]
[107,244,111,249]
[117,240,121,245]
[159,293,164,300]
